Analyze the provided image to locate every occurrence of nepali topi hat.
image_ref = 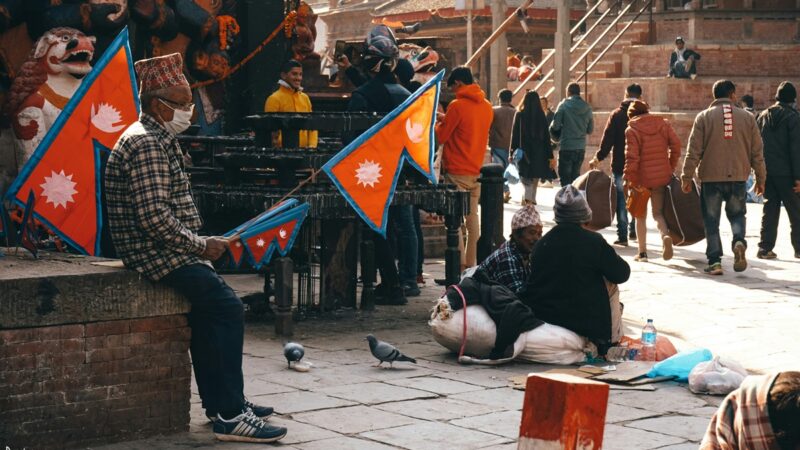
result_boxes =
[134,53,189,93]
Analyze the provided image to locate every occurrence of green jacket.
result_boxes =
[549,95,594,151]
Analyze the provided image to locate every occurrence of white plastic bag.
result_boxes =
[688,356,748,395]
[517,323,595,365]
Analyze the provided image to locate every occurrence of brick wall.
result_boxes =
[654,13,799,43]
[0,315,192,449]
[625,44,800,78]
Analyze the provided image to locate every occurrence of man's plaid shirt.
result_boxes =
[477,239,530,294]
[105,114,207,281]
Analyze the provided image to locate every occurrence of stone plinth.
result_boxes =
[0,250,192,449]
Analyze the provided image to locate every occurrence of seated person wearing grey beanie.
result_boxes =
[520,185,631,353]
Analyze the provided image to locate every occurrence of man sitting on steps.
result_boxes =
[668,36,701,80]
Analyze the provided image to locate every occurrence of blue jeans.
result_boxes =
[558,150,585,186]
[391,205,418,286]
[700,182,747,264]
[614,173,630,241]
[491,147,510,193]
[161,264,245,416]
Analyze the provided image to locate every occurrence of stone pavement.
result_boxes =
[92,183,800,450]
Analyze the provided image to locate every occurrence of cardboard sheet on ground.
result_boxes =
[507,371,657,391]
[90,260,125,268]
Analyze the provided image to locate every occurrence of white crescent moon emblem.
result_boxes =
[405,118,424,144]
[279,228,287,239]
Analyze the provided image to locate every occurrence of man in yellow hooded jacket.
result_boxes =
[264,59,318,147]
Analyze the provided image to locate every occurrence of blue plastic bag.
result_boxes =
[647,348,713,382]
[513,147,524,163]
[504,163,520,185]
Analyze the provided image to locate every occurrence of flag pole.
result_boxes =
[227,168,322,241]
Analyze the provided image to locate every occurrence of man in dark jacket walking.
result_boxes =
[550,83,594,186]
[590,83,642,245]
[756,81,800,260]
[522,185,630,354]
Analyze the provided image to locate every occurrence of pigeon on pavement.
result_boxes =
[365,334,417,368]
[283,342,305,369]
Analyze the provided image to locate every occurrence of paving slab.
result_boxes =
[684,406,722,417]
[266,416,340,445]
[435,368,516,388]
[251,390,357,414]
[265,365,375,390]
[360,421,512,450]
[318,381,438,405]
[605,403,662,423]
[602,424,685,450]
[308,348,380,365]
[244,376,298,397]
[609,387,709,412]
[335,362,439,381]
[450,410,523,439]
[295,436,398,450]
[292,405,421,434]
[626,415,711,441]
[656,444,703,450]
[386,375,486,395]
[450,387,525,410]
[374,397,504,421]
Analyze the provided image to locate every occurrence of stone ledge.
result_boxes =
[0,250,189,329]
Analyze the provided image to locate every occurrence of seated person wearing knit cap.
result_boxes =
[521,186,630,353]
[478,205,543,295]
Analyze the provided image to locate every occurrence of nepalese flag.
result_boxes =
[223,199,301,268]
[238,203,310,269]
[4,28,139,255]
[322,70,444,236]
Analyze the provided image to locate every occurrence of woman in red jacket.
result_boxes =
[623,100,682,262]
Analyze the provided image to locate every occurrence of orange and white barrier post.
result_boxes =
[518,373,609,450]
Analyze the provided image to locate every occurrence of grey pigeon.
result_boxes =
[365,334,417,368]
[283,342,305,368]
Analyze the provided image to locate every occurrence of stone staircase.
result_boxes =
[508,11,800,159]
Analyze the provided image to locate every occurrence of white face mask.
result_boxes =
[159,99,194,135]
[163,106,193,135]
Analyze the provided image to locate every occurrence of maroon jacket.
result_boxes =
[595,100,634,175]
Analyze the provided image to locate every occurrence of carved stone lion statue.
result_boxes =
[4,27,96,168]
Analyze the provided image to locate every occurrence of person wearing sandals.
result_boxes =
[623,100,682,263]
[511,90,557,205]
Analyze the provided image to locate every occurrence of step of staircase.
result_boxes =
[623,43,800,78]
[587,76,790,111]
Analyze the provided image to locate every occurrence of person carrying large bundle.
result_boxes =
[623,100,682,263]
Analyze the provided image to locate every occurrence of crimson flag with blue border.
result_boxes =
[4,28,139,255]
[225,201,310,269]
[321,70,444,236]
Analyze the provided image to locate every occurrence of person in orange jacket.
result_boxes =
[623,100,682,263]
[435,66,493,268]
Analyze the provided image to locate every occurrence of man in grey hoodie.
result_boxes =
[549,83,594,186]
[756,81,800,260]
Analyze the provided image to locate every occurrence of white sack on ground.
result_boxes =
[429,297,592,365]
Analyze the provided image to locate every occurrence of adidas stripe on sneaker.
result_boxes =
[213,410,287,443]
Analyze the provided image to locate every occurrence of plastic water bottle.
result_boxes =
[641,319,657,361]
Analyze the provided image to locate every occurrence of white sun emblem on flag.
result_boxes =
[40,170,78,209]
[279,228,287,239]
[256,238,266,248]
[355,160,382,188]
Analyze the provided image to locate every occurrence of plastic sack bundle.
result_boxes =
[688,356,748,395]
[429,297,593,365]
[647,348,713,381]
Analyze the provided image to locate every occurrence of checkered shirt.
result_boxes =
[700,374,780,450]
[105,113,207,281]
[477,239,530,295]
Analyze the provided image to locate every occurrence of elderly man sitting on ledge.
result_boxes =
[477,204,543,295]
[521,185,630,354]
